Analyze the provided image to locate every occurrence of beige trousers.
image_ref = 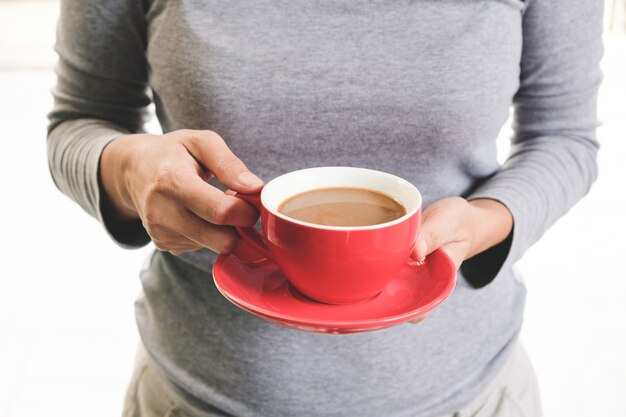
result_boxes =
[122,342,542,417]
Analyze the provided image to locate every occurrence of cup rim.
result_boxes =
[260,167,422,231]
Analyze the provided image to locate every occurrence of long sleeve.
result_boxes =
[462,0,603,287]
[47,0,152,247]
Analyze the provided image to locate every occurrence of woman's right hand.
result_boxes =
[99,129,264,255]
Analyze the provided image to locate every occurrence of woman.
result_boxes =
[47,1,602,416]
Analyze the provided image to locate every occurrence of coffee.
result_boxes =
[277,187,406,227]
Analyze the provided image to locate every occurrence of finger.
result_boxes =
[156,244,202,255]
[154,239,202,253]
[142,194,241,254]
[176,209,242,254]
[175,173,259,226]
[170,245,203,256]
[414,207,458,261]
[151,231,202,253]
[410,240,428,262]
[182,131,264,193]
[408,315,428,324]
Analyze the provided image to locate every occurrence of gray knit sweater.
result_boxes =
[47,1,602,416]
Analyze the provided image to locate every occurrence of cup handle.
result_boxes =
[234,191,275,261]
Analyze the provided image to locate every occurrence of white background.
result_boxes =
[0,1,625,416]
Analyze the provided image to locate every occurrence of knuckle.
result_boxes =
[142,204,165,229]
[424,202,444,219]
[214,233,239,254]
[216,156,244,175]
[178,128,195,137]
[203,130,222,142]
[218,237,237,254]
[185,129,221,144]
[450,196,468,206]
[209,200,232,225]
[150,235,168,246]
[150,166,177,195]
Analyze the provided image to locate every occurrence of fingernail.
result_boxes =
[236,172,263,188]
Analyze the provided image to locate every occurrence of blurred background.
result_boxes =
[0,1,624,416]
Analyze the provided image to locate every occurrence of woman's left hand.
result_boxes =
[408,196,513,324]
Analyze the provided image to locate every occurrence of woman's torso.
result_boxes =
[137,1,527,416]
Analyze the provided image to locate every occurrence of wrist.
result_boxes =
[466,198,513,259]
[100,134,139,221]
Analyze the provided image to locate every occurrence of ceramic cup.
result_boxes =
[234,167,422,305]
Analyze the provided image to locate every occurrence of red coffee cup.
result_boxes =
[235,167,422,304]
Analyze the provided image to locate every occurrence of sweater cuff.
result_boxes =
[462,185,526,288]
[48,119,151,248]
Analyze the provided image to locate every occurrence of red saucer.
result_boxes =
[213,248,456,334]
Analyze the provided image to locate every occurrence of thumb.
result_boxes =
[183,130,264,192]
[411,210,454,262]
